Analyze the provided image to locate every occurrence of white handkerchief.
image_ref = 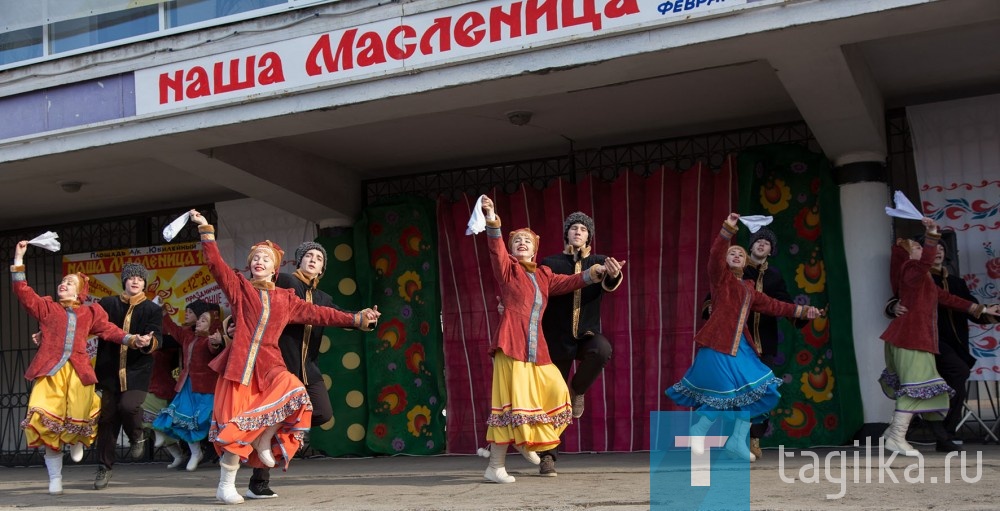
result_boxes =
[466,195,487,235]
[28,231,60,252]
[885,190,924,220]
[739,215,773,233]
[162,212,191,242]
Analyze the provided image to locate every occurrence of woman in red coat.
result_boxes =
[188,210,381,504]
[879,218,999,455]
[478,197,617,483]
[12,240,152,495]
[666,214,821,461]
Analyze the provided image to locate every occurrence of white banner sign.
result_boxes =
[134,0,746,115]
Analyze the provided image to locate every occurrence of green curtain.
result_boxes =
[353,197,447,454]
[309,231,375,457]
[738,144,863,447]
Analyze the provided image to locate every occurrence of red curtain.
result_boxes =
[437,160,735,453]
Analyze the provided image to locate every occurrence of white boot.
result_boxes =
[44,448,63,495]
[69,442,84,463]
[216,452,244,505]
[723,419,756,462]
[165,444,187,469]
[484,444,515,483]
[252,425,280,468]
[186,441,203,471]
[688,416,715,455]
[882,412,919,456]
[154,430,167,448]
[515,444,540,465]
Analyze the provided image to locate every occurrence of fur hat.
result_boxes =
[246,240,284,280]
[294,241,328,275]
[185,299,212,319]
[563,212,595,246]
[120,262,148,288]
[749,227,778,254]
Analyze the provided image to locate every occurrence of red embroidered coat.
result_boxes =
[12,267,133,385]
[694,223,811,356]
[881,235,984,353]
[162,316,222,394]
[199,227,366,386]
[485,218,601,365]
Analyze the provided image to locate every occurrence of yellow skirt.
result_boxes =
[21,364,101,450]
[210,366,312,469]
[485,351,572,450]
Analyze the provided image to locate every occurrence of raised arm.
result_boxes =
[88,304,136,346]
[189,209,245,303]
[288,297,380,332]
[707,214,740,285]
[548,265,602,296]
[482,196,518,285]
[749,289,821,321]
[11,241,50,321]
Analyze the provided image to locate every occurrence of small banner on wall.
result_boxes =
[62,242,227,320]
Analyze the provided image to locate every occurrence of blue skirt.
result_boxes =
[666,335,782,423]
[152,379,214,443]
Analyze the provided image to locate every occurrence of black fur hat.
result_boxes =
[563,212,595,246]
[749,227,778,254]
[295,241,328,275]
[120,262,148,289]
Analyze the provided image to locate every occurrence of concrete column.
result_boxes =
[834,160,894,434]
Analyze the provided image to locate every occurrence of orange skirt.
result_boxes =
[485,351,572,450]
[21,364,101,450]
[210,366,312,469]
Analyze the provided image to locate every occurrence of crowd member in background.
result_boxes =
[154,301,225,470]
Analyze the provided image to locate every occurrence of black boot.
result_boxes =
[930,421,962,453]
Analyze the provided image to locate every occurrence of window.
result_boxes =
[0,26,43,66]
[50,5,160,54]
[168,0,288,28]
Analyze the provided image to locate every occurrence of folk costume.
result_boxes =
[196,224,374,504]
[667,220,814,461]
[536,212,621,475]
[482,216,603,483]
[11,265,139,495]
[153,309,224,470]
[700,227,806,459]
[879,234,986,455]
[248,242,340,500]
[93,262,162,489]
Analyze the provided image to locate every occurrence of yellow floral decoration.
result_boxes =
[759,178,792,214]
[801,367,835,403]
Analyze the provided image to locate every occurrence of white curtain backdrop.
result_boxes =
[908,94,1000,381]
[215,198,317,276]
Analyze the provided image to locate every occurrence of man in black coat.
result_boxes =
[702,227,805,460]
[536,212,624,477]
[94,262,162,489]
[885,239,997,451]
[246,241,338,499]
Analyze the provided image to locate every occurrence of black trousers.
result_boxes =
[936,348,971,434]
[96,388,148,469]
[250,376,332,486]
[541,333,613,460]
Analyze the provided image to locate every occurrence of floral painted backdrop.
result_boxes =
[738,144,863,447]
[354,198,446,454]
